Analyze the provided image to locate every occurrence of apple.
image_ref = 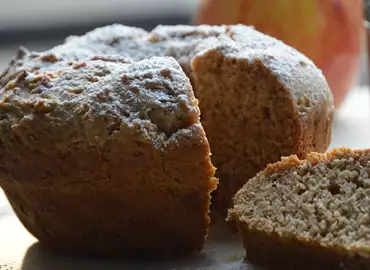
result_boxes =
[195,0,364,108]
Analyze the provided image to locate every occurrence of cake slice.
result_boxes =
[0,55,217,255]
[228,148,370,269]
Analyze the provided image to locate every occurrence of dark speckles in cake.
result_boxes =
[94,68,111,77]
[108,37,121,46]
[33,99,55,114]
[40,53,58,63]
[143,73,153,79]
[30,88,42,94]
[146,81,165,90]
[69,87,84,94]
[90,55,133,64]
[87,77,99,83]
[129,86,139,94]
[72,62,87,70]
[160,69,172,79]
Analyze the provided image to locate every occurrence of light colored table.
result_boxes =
[0,86,369,270]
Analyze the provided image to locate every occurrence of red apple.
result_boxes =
[195,0,364,108]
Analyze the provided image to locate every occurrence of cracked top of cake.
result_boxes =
[0,24,332,101]
[0,55,200,153]
[0,24,333,153]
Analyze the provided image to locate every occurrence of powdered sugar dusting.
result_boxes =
[0,23,333,151]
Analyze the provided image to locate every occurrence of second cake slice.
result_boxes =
[228,148,370,269]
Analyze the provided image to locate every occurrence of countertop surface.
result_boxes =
[0,86,370,270]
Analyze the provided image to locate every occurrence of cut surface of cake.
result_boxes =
[0,55,217,255]
[228,148,370,269]
[0,24,334,213]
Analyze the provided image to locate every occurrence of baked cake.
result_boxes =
[228,148,370,269]
[0,24,334,255]
[0,55,217,255]
[0,24,334,212]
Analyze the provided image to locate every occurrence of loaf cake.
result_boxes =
[228,148,370,269]
[0,24,334,213]
[0,55,217,255]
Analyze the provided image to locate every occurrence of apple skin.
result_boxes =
[195,0,364,108]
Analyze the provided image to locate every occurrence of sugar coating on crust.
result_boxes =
[0,56,201,153]
[190,24,333,117]
[1,24,333,105]
[0,24,333,156]
[0,24,333,132]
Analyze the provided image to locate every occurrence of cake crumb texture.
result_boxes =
[229,148,370,269]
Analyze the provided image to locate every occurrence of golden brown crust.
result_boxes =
[2,125,217,256]
[264,148,370,176]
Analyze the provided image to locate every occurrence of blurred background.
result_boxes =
[0,0,198,70]
[0,0,368,85]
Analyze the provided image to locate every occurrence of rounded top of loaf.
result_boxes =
[1,24,333,111]
[0,23,333,153]
[0,55,202,153]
